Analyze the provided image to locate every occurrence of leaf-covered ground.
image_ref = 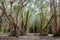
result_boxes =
[0,34,60,40]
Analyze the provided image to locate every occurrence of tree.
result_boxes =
[58,0,60,31]
[1,0,28,37]
[39,0,44,35]
[50,0,58,33]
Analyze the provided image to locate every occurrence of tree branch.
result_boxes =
[15,0,28,25]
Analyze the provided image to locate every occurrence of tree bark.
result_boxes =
[50,0,58,33]
[1,0,28,37]
[58,0,60,31]
[39,0,45,35]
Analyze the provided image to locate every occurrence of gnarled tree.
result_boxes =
[1,0,28,37]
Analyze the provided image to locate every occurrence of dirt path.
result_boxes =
[0,35,60,40]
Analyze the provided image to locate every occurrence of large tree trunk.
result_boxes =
[1,0,28,37]
[50,0,58,33]
[49,0,60,37]
[24,10,29,35]
[39,0,47,35]
[53,0,60,37]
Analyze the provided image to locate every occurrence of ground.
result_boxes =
[0,34,60,40]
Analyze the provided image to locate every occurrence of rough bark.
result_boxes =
[23,10,29,35]
[39,0,45,35]
[50,0,58,33]
[58,0,60,30]
[1,0,28,37]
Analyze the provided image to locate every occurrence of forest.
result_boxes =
[0,0,60,40]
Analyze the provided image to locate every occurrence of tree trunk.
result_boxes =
[58,0,60,31]
[39,0,46,35]
[1,0,28,37]
[50,0,58,33]
[24,10,29,35]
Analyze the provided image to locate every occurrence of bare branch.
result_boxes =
[1,0,13,23]
[15,0,28,25]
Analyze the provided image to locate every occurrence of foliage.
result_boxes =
[0,0,59,37]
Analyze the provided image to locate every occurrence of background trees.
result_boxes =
[0,0,60,37]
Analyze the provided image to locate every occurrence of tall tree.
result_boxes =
[39,0,44,35]
[59,0,60,30]
[1,0,28,37]
[24,10,29,35]
[50,0,58,33]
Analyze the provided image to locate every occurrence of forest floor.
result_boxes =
[0,34,60,40]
